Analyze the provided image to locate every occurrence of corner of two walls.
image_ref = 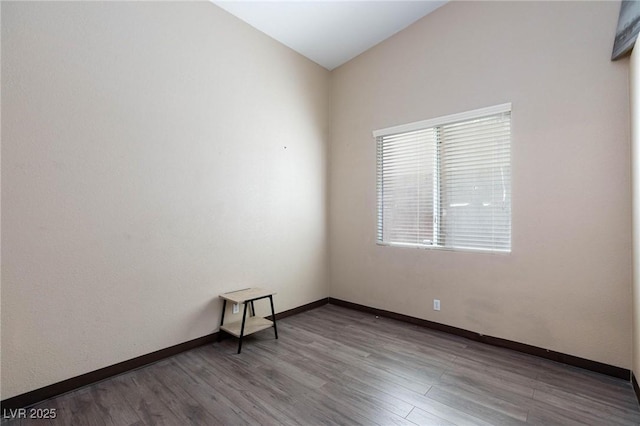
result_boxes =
[1,2,330,399]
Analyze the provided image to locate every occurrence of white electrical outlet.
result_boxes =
[232,303,239,314]
[433,299,441,311]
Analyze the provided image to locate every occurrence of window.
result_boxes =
[374,104,511,253]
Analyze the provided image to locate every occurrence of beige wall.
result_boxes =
[329,1,632,368]
[1,2,329,399]
[632,45,640,376]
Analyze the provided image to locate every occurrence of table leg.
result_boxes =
[218,300,227,342]
[269,295,278,339]
[238,302,249,354]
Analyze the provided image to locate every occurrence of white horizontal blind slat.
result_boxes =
[437,112,511,252]
[377,128,436,246]
[373,103,511,138]
[376,107,511,253]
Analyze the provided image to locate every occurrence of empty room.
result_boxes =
[2,0,640,424]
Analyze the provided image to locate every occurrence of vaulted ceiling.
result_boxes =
[212,1,447,70]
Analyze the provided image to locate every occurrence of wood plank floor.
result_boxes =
[5,304,640,425]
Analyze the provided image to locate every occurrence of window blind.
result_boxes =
[375,104,511,253]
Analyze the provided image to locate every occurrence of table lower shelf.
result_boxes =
[220,317,274,338]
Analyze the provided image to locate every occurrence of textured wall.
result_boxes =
[1,2,329,398]
[329,1,631,368]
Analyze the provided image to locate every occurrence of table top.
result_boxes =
[219,287,275,304]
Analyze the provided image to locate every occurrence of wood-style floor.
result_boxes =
[6,304,640,425]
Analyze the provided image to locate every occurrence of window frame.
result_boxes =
[373,103,512,254]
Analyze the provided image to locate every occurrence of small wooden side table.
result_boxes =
[218,288,278,354]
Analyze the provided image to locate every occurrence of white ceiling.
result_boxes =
[212,1,447,70]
